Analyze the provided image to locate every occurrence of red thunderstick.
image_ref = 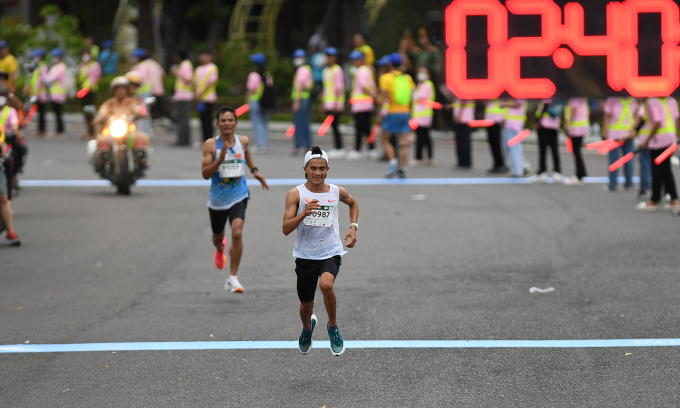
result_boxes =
[317,115,334,137]
[654,143,679,165]
[507,129,531,147]
[608,152,635,172]
[76,87,90,99]
[234,104,250,117]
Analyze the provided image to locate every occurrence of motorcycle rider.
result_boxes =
[91,77,150,170]
[0,85,22,245]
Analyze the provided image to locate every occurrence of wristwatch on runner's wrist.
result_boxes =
[349,223,359,230]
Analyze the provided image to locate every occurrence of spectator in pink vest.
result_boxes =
[564,97,590,185]
[347,50,377,161]
[531,99,563,183]
[46,48,68,136]
[194,49,219,142]
[452,98,475,168]
[171,49,193,146]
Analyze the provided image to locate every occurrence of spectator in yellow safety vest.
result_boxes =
[194,49,219,142]
[411,67,435,166]
[77,47,102,139]
[246,52,272,152]
[320,47,345,158]
[46,48,68,137]
[23,48,49,137]
[172,49,193,146]
[291,49,313,155]
[484,99,508,173]
[347,50,378,161]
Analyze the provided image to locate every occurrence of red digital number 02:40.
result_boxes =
[446,0,680,98]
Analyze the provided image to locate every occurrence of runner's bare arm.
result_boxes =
[201,138,227,179]
[240,135,269,190]
[339,187,358,248]
[283,188,320,235]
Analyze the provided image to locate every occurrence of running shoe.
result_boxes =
[327,322,345,356]
[5,231,21,247]
[225,275,244,293]
[385,162,399,178]
[368,149,381,161]
[530,173,548,183]
[346,150,364,161]
[214,237,227,269]
[552,172,565,183]
[396,167,407,178]
[298,314,317,354]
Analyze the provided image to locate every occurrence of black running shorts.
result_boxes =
[208,199,248,234]
[295,255,342,303]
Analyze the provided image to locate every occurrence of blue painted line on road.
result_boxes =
[1,338,679,353]
[21,177,640,187]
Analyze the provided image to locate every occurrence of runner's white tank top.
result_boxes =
[292,183,347,260]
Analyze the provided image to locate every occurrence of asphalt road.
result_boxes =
[2,122,680,407]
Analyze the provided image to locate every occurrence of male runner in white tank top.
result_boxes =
[202,106,269,293]
[283,147,359,356]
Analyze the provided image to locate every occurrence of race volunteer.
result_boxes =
[628,97,680,211]
[202,106,269,293]
[602,97,638,193]
[320,47,346,158]
[282,147,359,356]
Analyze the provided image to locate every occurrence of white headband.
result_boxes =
[304,149,329,166]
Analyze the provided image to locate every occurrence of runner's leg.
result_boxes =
[300,301,315,331]
[382,130,396,160]
[319,272,337,326]
[229,218,244,277]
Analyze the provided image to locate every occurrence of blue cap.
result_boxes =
[324,47,338,56]
[292,49,306,58]
[389,52,402,67]
[51,48,64,57]
[249,53,266,65]
[102,40,113,48]
[376,55,390,67]
[131,48,146,58]
[0,40,7,48]
[349,50,364,61]
[31,48,45,58]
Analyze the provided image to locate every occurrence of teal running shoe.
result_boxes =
[298,314,317,354]
[327,322,345,356]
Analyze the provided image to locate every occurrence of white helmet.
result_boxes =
[125,71,142,85]
[110,76,130,89]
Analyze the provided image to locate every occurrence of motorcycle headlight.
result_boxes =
[109,120,128,138]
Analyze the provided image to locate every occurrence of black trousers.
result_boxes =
[415,126,433,160]
[650,147,678,203]
[152,95,175,123]
[354,111,373,151]
[571,136,587,180]
[51,102,64,133]
[80,91,96,135]
[537,127,560,174]
[454,123,472,167]
[199,102,215,142]
[36,102,46,132]
[486,122,504,168]
[329,111,343,149]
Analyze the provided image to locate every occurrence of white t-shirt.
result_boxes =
[292,183,346,260]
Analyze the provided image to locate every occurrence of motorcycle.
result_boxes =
[86,108,148,195]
